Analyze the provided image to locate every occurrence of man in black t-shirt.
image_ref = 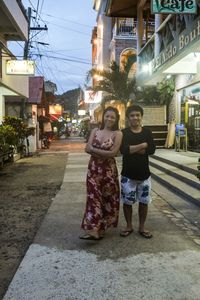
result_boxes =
[120,105,156,238]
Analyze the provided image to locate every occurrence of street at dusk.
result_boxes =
[0,0,200,299]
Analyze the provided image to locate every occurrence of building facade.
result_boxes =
[105,0,200,151]
[0,0,29,123]
[90,0,141,127]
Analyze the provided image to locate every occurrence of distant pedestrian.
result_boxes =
[120,105,156,238]
[80,107,122,240]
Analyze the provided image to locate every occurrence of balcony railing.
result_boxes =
[113,18,155,40]
[117,24,136,36]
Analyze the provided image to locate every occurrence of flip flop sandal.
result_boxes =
[79,234,101,240]
[120,229,133,237]
[138,231,153,239]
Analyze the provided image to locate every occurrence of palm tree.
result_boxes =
[87,55,137,111]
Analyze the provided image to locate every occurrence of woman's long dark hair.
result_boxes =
[100,106,120,131]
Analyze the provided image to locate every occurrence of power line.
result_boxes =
[41,12,93,28]
[45,31,89,71]
[35,0,40,22]
[32,48,90,62]
[44,21,91,37]
[39,0,45,17]
[32,54,92,65]
[40,65,87,77]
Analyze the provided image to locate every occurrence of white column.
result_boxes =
[0,89,5,124]
[137,8,143,54]
[154,14,162,57]
[102,14,112,67]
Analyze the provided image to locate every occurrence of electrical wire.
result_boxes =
[22,1,94,92]
[42,13,93,28]
[32,54,92,65]
[35,0,40,22]
[32,48,90,62]
[39,0,45,16]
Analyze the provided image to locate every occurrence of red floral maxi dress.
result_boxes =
[81,131,120,233]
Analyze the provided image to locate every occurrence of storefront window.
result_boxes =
[180,86,200,152]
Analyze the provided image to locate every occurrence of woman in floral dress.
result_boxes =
[80,107,122,240]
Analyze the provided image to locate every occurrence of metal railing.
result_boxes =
[113,19,155,39]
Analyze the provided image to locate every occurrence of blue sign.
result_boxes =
[151,0,197,14]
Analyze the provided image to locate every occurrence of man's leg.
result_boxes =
[138,202,152,238]
[120,204,133,237]
[123,203,133,230]
[137,178,153,238]
[120,176,136,237]
[138,202,148,232]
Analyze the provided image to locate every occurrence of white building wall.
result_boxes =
[0,93,5,124]
[2,0,28,40]
[1,52,29,97]
[0,87,17,123]
[96,0,112,69]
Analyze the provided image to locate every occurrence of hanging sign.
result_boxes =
[151,0,197,14]
[84,90,102,103]
[6,60,35,75]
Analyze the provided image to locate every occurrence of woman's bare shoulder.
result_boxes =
[112,130,122,141]
[115,130,123,136]
[91,127,98,134]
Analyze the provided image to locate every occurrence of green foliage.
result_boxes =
[157,77,175,105]
[2,116,35,154]
[0,125,17,146]
[135,86,160,104]
[87,57,137,107]
[135,77,175,106]
[56,88,80,116]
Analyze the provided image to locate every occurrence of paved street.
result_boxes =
[3,138,200,300]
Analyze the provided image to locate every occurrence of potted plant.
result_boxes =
[0,124,16,166]
[3,116,35,157]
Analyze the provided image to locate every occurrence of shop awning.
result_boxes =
[49,114,59,121]
[105,0,138,17]
[28,76,46,105]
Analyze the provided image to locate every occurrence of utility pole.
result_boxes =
[23,7,31,60]
[22,7,48,120]
[24,7,48,60]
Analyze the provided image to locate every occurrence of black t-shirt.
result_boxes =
[120,127,156,180]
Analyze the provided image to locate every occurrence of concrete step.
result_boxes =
[151,153,198,175]
[150,157,200,190]
[149,157,200,208]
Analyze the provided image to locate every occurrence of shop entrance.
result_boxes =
[180,85,200,152]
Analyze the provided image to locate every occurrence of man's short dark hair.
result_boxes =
[126,105,144,118]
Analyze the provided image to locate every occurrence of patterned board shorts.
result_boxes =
[121,175,152,205]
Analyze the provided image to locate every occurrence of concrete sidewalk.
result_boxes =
[3,151,200,300]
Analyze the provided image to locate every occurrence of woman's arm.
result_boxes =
[85,128,97,154]
[89,131,123,158]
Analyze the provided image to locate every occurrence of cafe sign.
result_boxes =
[6,60,35,75]
[152,19,200,71]
[151,0,197,14]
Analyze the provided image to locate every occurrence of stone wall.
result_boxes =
[110,39,137,64]
[142,106,166,125]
